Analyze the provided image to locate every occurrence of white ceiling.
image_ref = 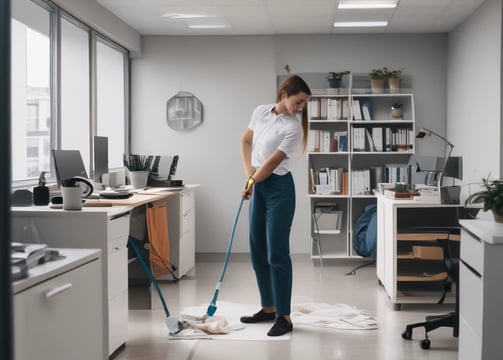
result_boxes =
[96,0,487,36]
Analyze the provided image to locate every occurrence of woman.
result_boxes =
[239,75,311,336]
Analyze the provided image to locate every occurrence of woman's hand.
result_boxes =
[242,177,255,200]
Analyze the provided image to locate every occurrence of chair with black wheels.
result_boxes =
[401,227,460,350]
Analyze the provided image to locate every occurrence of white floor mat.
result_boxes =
[170,301,291,341]
[169,301,377,340]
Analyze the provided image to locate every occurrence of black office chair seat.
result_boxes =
[401,227,460,350]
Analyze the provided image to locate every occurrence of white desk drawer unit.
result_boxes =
[160,188,197,280]
[11,206,132,357]
[459,220,503,360]
[14,249,104,360]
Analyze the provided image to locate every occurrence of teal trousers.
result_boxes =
[249,172,295,316]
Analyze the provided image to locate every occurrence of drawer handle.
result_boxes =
[45,283,73,298]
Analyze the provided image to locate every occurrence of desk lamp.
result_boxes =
[415,127,454,187]
[416,127,459,203]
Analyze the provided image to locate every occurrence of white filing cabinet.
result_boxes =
[14,249,104,360]
[11,206,131,357]
[159,187,196,279]
[459,219,503,360]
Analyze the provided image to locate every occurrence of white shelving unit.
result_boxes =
[300,72,416,260]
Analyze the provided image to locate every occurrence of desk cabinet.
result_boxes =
[162,187,196,279]
[11,206,131,357]
[459,219,503,360]
[376,195,460,309]
[14,249,103,360]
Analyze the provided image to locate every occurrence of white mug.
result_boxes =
[61,186,82,210]
[102,171,124,189]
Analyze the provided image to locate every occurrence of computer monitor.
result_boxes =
[93,136,109,183]
[52,149,89,185]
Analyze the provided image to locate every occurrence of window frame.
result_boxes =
[11,0,130,188]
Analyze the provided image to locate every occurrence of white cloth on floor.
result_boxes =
[170,314,245,338]
[291,303,378,330]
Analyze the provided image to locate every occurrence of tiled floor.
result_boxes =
[113,255,458,360]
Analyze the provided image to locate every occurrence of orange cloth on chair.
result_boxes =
[146,203,173,277]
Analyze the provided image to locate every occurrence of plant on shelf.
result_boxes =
[384,68,403,79]
[369,68,386,93]
[390,101,403,119]
[385,67,404,92]
[369,67,387,79]
[326,70,350,88]
[465,177,503,222]
[123,153,153,172]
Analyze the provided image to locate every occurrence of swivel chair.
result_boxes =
[401,227,460,350]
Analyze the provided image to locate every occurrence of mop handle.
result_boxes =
[128,236,171,317]
[216,197,244,285]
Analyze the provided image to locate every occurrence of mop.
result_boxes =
[128,236,183,334]
[206,196,245,317]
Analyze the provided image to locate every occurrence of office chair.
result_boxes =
[401,227,460,350]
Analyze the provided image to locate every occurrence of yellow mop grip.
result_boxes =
[245,177,255,191]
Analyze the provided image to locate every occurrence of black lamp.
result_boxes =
[416,127,460,203]
[415,127,454,186]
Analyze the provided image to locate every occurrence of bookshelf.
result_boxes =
[303,73,415,260]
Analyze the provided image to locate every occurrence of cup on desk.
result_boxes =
[102,171,124,189]
[61,186,83,210]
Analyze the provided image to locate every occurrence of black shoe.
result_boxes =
[267,316,293,336]
[240,309,276,324]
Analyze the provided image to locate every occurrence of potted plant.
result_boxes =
[369,68,386,93]
[390,101,403,119]
[465,178,503,223]
[123,153,153,189]
[385,67,404,92]
[327,70,350,89]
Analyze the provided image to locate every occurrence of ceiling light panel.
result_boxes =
[334,21,388,27]
[162,13,212,19]
[338,0,399,9]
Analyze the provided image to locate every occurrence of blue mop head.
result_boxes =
[206,303,217,317]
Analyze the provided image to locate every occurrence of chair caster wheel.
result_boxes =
[402,329,412,340]
[421,338,431,349]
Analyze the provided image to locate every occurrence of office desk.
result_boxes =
[459,219,503,360]
[84,184,198,279]
[376,194,461,310]
[11,184,199,355]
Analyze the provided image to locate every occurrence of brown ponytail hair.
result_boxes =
[276,75,312,151]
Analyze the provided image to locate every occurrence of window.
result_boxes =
[11,0,51,181]
[10,0,129,184]
[60,16,90,170]
[96,38,127,169]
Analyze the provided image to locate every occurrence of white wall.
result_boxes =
[131,34,448,254]
[447,0,502,197]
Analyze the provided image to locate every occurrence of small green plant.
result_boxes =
[465,178,503,214]
[394,182,409,193]
[327,70,350,81]
[384,67,404,79]
[284,64,291,74]
[123,153,153,171]
[369,67,387,79]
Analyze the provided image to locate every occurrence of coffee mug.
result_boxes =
[102,171,124,189]
[61,186,82,210]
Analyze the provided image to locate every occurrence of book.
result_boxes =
[352,100,362,120]
[359,98,373,120]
